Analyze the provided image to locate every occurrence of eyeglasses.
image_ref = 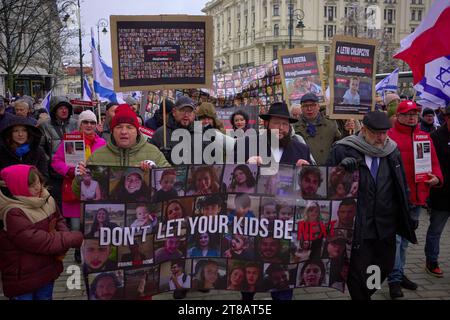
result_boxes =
[81,120,97,125]
[177,108,194,115]
[301,103,317,109]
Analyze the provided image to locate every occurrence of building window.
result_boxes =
[237,53,241,65]
[411,10,416,21]
[411,0,416,4]
[418,10,422,21]
[274,24,279,36]
[238,19,241,31]
[262,47,266,62]
[264,5,267,18]
[323,24,336,39]
[324,6,337,21]
[411,27,415,33]
[252,12,255,27]
[244,51,248,63]
[273,5,279,16]
[273,45,278,60]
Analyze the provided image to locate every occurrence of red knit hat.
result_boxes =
[110,104,139,130]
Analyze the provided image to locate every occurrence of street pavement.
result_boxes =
[1,211,449,300]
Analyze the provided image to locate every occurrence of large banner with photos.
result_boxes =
[110,15,213,91]
[80,164,358,300]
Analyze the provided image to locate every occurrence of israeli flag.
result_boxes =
[414,55,450,108]
[41,89,52,113]
[83,76,93,101]
[375,68,399,92]
[90,28,123,103]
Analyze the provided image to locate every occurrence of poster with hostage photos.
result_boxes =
[278,47,325,109]
[330,36,378,120]
[80,164,358,299]
[110,15,213,91]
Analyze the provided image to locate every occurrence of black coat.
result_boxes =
[0,115,49,179]
[326,144,417,247]
[237,133,312,165]
[429,125,450,211]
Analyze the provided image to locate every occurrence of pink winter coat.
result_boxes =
[51,132,106,218]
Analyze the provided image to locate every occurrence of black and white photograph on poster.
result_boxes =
[81,166,109,201]
[162,198,195,222]
[262,263,297,292]
[191,258,227,290]
[296,259,329,288]
[124,266,159,299]
[256,236,290,264]
[222,233,256,260]
[118,236,154,267]
[331,199,357,229]
[327,166,359,199]
[154,234,187,264]
[87,270,125,300]
[193,194,225,217]
[109,167,151,202]
[186,165,225,196]
[81,238,118,273]
[294,166,327,199]
[158,260,191,293]
[223,164,258,193]
[111,15,213,91]
[151,167,188,202]
[256,164,295,196]
[186,232,221,258]
[126,203,160,233]
[278,47,325,109]
[330,36,377,119]
[83,203,125,239]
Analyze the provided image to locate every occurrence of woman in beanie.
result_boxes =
[73,104,169,188]
[0,114,49,179]
[51,110,106,262]
[0,164,83,299]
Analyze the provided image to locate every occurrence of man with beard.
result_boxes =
[237,101,312,168]
[151,96,197,164]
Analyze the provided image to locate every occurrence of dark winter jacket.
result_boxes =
[429,125,450,211]
[0,115,49,179]
[327,144,417,247]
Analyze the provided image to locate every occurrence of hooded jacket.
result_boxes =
[39,96,78,159]
[196,102,225,134]
[0,115,49,179]
[388,121,443,206]
[0,165,83,298]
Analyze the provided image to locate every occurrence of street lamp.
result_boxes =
[288,1,305,49]
[96,18,108,56]
[62,0,83,98]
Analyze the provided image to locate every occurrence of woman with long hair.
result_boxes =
[187,233,220,257]
[164,200,186,221]
[298,260,326,287]
[186,166,221,196]
[86,208,119,238]
[194,260,221,290]
[227,266,245,290]
[230,110,250,132]
[110,168,151,202]
[227,165,256,193]
[302,201,321,222]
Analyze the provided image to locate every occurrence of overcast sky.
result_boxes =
[68,0,209,66]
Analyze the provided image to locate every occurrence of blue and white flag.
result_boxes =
[375,68,399,92]
[41,89,52,112]
[91,28,123,103]
[414,55,450,108]
[83,76,93,101]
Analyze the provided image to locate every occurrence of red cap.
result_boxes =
[397,100,419,114]
[110,104,139,130]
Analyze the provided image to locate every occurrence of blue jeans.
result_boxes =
[425,209,450,263]
[10,282,54,300]
[388,206,422,283]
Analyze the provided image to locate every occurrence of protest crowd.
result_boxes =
[0,4,449,303]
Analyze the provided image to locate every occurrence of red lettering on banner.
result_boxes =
[297,221,337,241]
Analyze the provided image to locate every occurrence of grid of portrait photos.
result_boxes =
[80,164,359,300]
[117,22,205,85]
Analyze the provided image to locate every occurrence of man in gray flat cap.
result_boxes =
[326,111,417,300]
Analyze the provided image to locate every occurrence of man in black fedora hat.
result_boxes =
[326,111,417,300]
[236,101,312,167]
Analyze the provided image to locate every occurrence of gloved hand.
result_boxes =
[140,160,156,171]
[339,157,359,172]
[66,167,75,179]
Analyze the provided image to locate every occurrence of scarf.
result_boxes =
[15,143,30,157]
[0,187,56,231]
[84,133,96,160]
[302,115,321,137]
[336,132,397,158]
